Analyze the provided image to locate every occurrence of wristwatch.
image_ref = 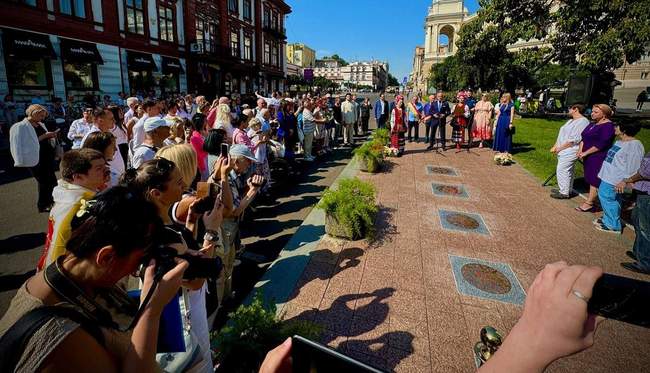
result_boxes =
[204,229,221,243]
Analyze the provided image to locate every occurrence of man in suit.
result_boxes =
[374,93,389,129]
[425,92,451,151]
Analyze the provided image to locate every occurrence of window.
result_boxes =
[230,30,240,58]
[243,34,252,60]
[6,57,50,88]
[264,42,271,65]
[126,0,145,35]
[272,43,279,67]
[641,71,649,80]
[228,0,238,13]
[196,17,218,53]
[64,62,98,90]
[243,0,251,20]
[160,73,179,94]
[263,8,270,28]
[158,5,175,42]
[59,0,86,18]
[272,12,278,30]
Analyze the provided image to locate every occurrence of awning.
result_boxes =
[60,38,103,64]
[126,51,157,71]
[2,29,56,59]
[161,56,184,74]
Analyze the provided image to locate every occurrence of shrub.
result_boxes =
[318,177,378,240]
[213,292,321,373]
[353,139,384,173]
[371,127,390,146]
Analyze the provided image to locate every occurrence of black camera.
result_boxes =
[146,228,222,280]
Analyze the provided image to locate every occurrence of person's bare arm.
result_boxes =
[39,329,119,373]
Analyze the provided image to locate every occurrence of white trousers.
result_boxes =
[556,153,578,195]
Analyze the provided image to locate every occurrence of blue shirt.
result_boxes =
[407,102,423,122]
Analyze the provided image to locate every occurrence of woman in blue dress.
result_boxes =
[493,93,515,154]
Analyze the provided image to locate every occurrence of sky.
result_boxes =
[285,0,480,82]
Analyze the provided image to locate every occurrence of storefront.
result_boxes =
[2,28,57,100]
[160,56,184,96]
[126,50,158,96]
[59,38,104,99]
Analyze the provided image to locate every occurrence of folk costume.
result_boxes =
[390,105,407,156]
[451,102,470,150]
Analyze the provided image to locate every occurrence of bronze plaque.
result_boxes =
[446,213,480,230]
[429,166,455,175]
[461,263,512,294]
[435,185,462,195]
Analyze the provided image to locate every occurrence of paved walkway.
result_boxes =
[279,142,650,372]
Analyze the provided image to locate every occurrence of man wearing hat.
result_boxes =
[130,117,169,168]
[216,144,264,307]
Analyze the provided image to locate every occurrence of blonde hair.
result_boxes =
[156,144,197,187]
[500,93,512,103]
[25,104,48,118]
[216,104,231,125]
[592,104,613,119]
[248,117,261,130]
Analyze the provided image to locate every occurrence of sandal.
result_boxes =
[575,202,595,212]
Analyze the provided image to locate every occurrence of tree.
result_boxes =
[322,54,349,66]
[449,0,650,93]
[313,76,338,89]
[387,73,399,87]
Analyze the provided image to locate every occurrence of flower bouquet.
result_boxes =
[494,153,514,166]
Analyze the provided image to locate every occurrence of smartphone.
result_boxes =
[221,143,229,158]
[291,335,386,373]
[588,273,650,328]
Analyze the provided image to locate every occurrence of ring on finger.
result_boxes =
[572,289,589,303]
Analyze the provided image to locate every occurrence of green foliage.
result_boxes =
[387,73,400,87]
[371,128,390,146]
[322,54,349,66]
[318,178,378,240]
[353,138,385,173]
[213,292,321,373]
[313,76,338,89]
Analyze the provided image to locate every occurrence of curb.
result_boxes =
[242,156,361,313]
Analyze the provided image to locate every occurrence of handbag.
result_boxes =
[508,126,516,135]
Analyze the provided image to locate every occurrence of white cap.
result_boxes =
[144,117,169,132]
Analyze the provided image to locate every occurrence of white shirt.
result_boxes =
[110,124,128,146]
[598,139,645,186]
[67,118,92,149]
[555,117,589,156]
[131,144,158,169]
[123,108,135,126]
[341,101,357,124]
[131,114,149,149]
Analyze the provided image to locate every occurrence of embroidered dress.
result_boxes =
[390,107,406,154]
[452,103,469,144]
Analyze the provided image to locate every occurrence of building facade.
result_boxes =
[286,43,315,68]
[410,46,426,95]
[0,0,290,107]
[313,59,389,91]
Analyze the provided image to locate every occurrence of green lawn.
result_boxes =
[512,117,650,186]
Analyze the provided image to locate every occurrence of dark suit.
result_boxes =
[374,99,389,129]
[427,100,451,149]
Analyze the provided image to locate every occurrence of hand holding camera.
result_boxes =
[248,174,265,191]
[141,257,188,315]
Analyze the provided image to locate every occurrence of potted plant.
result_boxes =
[371,128,390,146]
[353,139,384,173]
[318,177,378,240]
[212,293,321,373]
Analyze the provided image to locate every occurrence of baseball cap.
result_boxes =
[229,144,257,162]
[144,117,169,132]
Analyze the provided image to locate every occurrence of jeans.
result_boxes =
[598,181,623,231]
[407,121,419,142]
[632,194,650,270]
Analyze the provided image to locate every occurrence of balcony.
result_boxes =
[262,24,287,40]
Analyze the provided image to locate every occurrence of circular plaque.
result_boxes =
[461,263,512,294]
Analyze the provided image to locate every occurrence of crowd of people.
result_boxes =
[1,88,647,371]
[550,103,649,275]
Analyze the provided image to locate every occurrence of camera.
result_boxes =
[145,227,222,280]
[193,182,221,214]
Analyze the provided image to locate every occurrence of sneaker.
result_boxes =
[592,218,603,226]
[550,191,570,199]
[625,251,637,260]
[594,223,621,234]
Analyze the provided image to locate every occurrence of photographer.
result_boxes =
[121,157,223,372]
[0,186,187,372]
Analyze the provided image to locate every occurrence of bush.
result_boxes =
[213,292,321,373]
[371,127,390,146]
[353,139,384,173]
[318,177,378,240]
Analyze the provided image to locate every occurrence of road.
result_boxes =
[0,93,383,316]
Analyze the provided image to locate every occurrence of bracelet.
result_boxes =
[204,229,221,243]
